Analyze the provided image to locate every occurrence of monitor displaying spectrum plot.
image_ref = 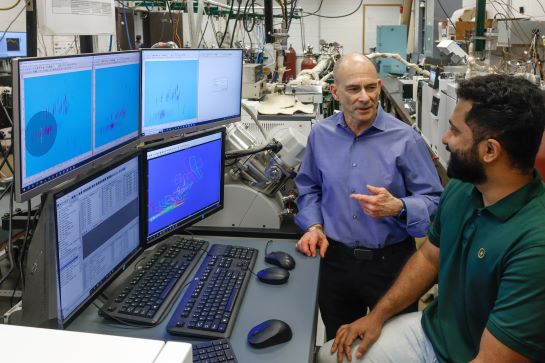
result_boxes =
[140,49,242,141]
[12,51,140,202]
[143,128,225,244]
[93,52,140,154]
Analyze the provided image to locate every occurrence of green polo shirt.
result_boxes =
[422,172,545,362]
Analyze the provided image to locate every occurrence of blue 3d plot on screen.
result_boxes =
[145,131,224,242]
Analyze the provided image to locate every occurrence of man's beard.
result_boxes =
[446,143,487,184]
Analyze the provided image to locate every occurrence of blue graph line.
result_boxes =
[95,63,140,148]
[24,70,93,177]
[144,60,198,127]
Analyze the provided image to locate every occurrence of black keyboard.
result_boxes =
[193,339,238,363]
[100,236,208,325]
[167,244,257,339]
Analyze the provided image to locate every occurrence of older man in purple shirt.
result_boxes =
[295,53,443,340]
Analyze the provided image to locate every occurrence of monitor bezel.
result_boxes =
[139,48,242,143]
[142,127,226,246]
[52,151,143,328]
[12,50,141,203]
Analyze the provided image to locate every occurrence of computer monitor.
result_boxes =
[13,51,140,202]
[0,32,27,58]
[140,49,242,141]
[428,67,440,89]
[144,128,225,244]
[53,154,141,326]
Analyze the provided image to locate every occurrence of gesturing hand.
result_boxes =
[351,185,404,219]
[331,315,384,362]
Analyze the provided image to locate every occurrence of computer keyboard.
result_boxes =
[167,244,258,339]
[192,339,238,363]
[100,235,208,325]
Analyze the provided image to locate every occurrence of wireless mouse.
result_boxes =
[265,251,296,270]
[247,319,293,348]
[257,267,290,285]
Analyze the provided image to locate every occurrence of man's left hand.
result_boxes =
[350,185,403,218]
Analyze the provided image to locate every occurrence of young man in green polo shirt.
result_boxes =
[317,74,545,363]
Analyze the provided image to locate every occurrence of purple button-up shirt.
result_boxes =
[295,106,443,248]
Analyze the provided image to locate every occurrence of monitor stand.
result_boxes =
[20,193,61,329]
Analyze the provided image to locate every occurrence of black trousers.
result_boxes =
[318,237,418,340]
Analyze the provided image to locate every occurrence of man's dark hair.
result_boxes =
[457,74,545,172]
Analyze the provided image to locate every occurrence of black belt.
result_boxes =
[327,237,415,261]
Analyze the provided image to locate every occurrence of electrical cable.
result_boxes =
[302,0,362,19]
[287,0,298,31]
[218,0,235,48]
[0,0,21,10]
[0,0,29,44]
[230,0,244,48]
[16,199,31,291]
[0,180,12,201]
[209,15,221,47]
[536,0,545,15]
[436,0,457,32]
[300,0,323,18]
[0,182,15,287]
[225,142,280,159]
[197,13,211,48]
[492,0,532,44]
[243,0,256,33]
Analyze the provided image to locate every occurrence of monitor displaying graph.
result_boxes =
[93,52,140,153]
[140,49,242,140]
[144,129,225,244]
[13,51,140,202]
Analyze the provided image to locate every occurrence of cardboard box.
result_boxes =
[455,19,493,41]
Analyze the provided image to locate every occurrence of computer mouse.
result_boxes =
[265,251,296,270]
[257,267,290,285]
[247,319,293,348]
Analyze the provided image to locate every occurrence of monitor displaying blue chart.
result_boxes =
[13,51,141,202]
[141,49,242,140]
[18,56,94,193]
[145,129,225,244]
[93,52,140,154]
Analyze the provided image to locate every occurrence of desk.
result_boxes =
[67,235,320,363]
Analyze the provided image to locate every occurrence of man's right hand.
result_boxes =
[295,226,328,258]
[331,314,384,362]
